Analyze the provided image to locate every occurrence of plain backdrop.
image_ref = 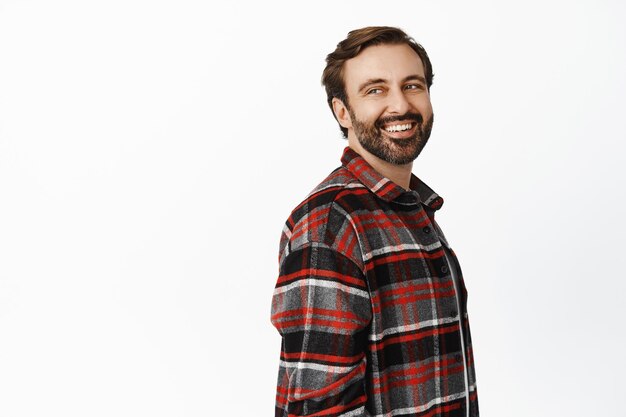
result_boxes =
[1,0,625,416]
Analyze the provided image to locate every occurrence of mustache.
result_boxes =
[375,112,423,129]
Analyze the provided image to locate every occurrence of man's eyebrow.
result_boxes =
[403,74,426,84]
[358,78,387,93]
[358,74,427,92]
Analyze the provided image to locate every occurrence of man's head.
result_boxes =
[321,26,435,165]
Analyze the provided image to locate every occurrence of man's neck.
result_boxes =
[347,137,413,191]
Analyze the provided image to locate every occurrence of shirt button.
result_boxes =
[450,310,458,318]
[455,354,463,362]
[423,226,431,234]
[441,265,448,274]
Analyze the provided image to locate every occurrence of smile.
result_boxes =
[384,123,414,133]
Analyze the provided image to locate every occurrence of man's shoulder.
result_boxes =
[278,165,366,266]
[289,165,364,223]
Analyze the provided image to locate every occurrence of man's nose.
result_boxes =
[386,88,411,115]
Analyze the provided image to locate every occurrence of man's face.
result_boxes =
[337,43,434,165]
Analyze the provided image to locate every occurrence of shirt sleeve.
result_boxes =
[271,242,372,417]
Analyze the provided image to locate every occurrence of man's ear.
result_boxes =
[332,98,352,130]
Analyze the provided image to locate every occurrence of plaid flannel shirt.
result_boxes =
[271,146,479,417]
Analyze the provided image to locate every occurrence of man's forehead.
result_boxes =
[343,43,425,88]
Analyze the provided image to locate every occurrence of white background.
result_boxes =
[1,0,625,416]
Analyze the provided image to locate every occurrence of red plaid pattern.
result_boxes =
[271,146,478,417]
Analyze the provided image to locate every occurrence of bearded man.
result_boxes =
[271,26,479,417]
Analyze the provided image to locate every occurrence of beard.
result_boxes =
[349,109,434,165]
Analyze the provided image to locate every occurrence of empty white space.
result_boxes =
[0,0,624,415]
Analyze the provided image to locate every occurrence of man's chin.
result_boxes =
[385,138,428,164]
[372,147,421,165]
[388,136,420,148]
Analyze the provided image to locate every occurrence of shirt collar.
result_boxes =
[340,146,444,210]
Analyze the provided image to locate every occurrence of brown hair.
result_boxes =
[321,26,434,138]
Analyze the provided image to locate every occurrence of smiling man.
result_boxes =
[271,27,479,417]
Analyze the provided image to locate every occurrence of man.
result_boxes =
[270,26,479,417]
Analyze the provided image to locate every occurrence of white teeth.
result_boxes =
[385,123,412,132]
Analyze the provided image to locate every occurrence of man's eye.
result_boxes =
[367,88,383,95]
[405,84,423,90]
